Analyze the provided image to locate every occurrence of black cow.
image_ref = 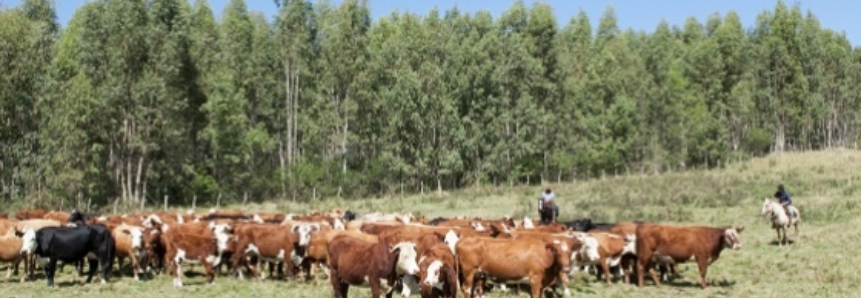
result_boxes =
[22,223,115,287]
[341,210,360,221]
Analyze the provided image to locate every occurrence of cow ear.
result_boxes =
[736,226,744,233]
[545,243,556,254]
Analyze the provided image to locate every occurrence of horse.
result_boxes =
[760,198,800,246]
[537,199,558,225]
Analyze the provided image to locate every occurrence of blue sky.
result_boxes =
[3,0,858,46]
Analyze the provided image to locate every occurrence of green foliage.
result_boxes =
[1,0,860,207]
[743,127,774,155]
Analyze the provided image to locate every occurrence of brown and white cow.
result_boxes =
[570,232,636,284]
[500,230,579,296]
[111,223,147,280]
[161,224,231,287]
[327,234,420,298]
[419,243,459,298]
[635,223,743,289]
[230,223,299,280]
[0,226,34,282]
[456,237,570,298]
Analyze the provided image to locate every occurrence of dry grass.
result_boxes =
[2,149,861,297]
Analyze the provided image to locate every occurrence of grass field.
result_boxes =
[3,149,861,298]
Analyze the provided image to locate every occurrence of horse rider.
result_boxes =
[774,184,794,217]
[539,187,559,223]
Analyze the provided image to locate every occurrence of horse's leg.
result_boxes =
[795,221,800,238]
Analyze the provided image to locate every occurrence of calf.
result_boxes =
[300,232,330,283]
[327,234,420,298]
[112,224,147,280]
[456,237,569,298]
[419,243,458,298]
[636,223,743,289]
[162,227,230,287]
[20,223,115,287]
[572,232,635,284]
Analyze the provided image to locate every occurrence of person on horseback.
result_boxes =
[774,184,794,218]
[538,187,559,224]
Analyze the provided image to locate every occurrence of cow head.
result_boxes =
[18,228,37,256]
[469,221,486,231]
[622,234,637,255]
[142,214,163,229]
[422,258,444,289]
[122,227,145,251]
[214,230,231,254]
[522,216,534,229]
[208,222,232,234]
[291,223,321,246]
[390,242,420,275]
[551,239,572,273]
[331,217,345,230]
[724,226,744,250]
[252,214,265,224]
[573,233,600,262]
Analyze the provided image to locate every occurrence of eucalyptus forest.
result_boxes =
[1,0,859,209]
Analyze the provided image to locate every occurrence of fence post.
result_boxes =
[163,195,169,211]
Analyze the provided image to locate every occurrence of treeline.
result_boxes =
[1,0,859,208]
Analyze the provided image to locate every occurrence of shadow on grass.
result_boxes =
[768,239,797,246]
[665,278,737,289]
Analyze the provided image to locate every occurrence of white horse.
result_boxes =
[760,198,800,246]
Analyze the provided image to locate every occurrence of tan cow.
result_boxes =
[112,223,147,280]
[456,237,570,298]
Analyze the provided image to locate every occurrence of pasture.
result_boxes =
[2,149,861,297]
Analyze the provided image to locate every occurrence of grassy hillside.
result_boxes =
[4,149,861,297]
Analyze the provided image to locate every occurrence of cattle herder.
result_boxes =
[774,184,796,218]
[538,187,559,224]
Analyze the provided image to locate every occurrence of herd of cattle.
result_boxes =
[0,208,744,297]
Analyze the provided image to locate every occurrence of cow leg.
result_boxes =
[308,260,317,282]
[460,269,476,298]
[173,262,184,287]
[557,271,571,296]
[73,259,83,278]
[599,258,612,284]
[696,257,709,289]
[44,257,58,287]
[370,278,384,298]
[131,255,141,281]
[529,276,543,298]
[99,249,112,284]
[204,261,216,285]
[5,260,13,278]
[85,258,98,283]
